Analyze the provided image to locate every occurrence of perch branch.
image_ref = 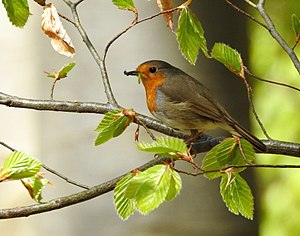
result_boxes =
[0,91,300,156]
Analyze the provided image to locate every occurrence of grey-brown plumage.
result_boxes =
[126,60,265,152]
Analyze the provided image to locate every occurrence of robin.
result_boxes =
[124,60,265,152]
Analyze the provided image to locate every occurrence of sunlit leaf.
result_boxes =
[21,175,51,203]
[0,151,42,182]
[211,43,244,78]
[125,164,173,214]
[176,7,209,64]
[220,173,254,219]
[114,173,136,220]
[94,109,134,146]
[41,3,75,57]
[2,0,29,27]
[112,0,136,12]
[202,138,255,179]
[45,62,76,80]
[165,169,181,201]
[136,137,188,158]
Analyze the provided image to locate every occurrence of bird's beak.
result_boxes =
[124,70,139,76]
[124,70,141,84]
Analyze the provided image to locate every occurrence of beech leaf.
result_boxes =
[94,109,135,145]
[0,151,42,182]
[41,3,75,57]
[112,0,136,13]
[176,7,209,64]
[220,173,254,219]
[211,43,244,78]
[114,173,136,220]
[45,62,76,80]
[21,175,51,203]
[292,14,300,37]
[136,137,189,158]
[2,0,30,27]
[202,138,255,179]
[125,164,180,214]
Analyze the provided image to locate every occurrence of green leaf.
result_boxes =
[46,62,76,80]
[0,151,42,181]
[211,43,244,77]
[292,14,300,36]
[220,173,254,219]
[112,0,136,12]
[125,164,173,214]
[94,109,134,146]
[165,169,181,201]
[136,137,188,158]
[2,0,30,27]
[57,62,76,78]
[202,138,255,179]
[114,173,136,220]
[176,7,209,65]
[21,176,50,203]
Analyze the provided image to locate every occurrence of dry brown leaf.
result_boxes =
[41,3,75,57]
[156,0,174,30]
[34,0,46,6]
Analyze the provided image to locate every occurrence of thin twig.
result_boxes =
[243,0,257,8]
[134,116,156,141]
[42,165,90,190]
[292,36,300,50]
[66,3,118,105]
[243,76,271,139]
[58,12,76,25]
[172,162,300,177]
[103,7,179,61]
[75,0,85,6]
[224,0,268,29]
[0,141,90,190]
[245,67,300,93]
[0,141,16,152]
[50,79,58,100]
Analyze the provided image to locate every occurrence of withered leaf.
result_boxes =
[156,0,174,30]
[41,3,75,57]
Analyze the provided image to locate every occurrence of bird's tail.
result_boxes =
[232,123,265,152]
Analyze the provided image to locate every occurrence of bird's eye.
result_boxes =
[149,67,157,73]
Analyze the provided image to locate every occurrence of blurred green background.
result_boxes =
[249,1,300,235]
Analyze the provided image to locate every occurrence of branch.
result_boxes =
[225,0,300,75]
[2,149,300,219]
[224,0,268,29]
[0,157,167,219]
[0,141,90,190]
[65,1,118,105]
[0,91,300,157]
[256,0,300,74]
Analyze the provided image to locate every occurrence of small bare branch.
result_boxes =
[66,3,118,105]
[224,0,268,29]
[0,141,90,190]
[256,1,300,74]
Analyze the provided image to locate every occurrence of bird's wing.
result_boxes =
[160,70,234,124]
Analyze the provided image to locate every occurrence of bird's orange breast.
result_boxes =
[140,73,165,113]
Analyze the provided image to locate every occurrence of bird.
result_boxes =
[124,60,265,152]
